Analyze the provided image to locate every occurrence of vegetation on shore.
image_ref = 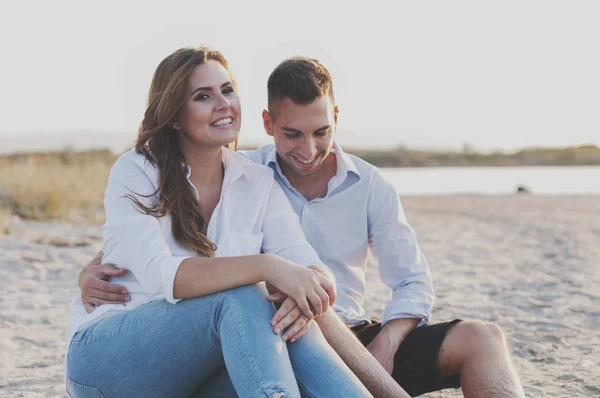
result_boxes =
[348,144,600,168]
[1,144,598,223]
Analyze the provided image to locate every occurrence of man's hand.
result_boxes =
[366,318,420,374]
[267,291,313,343]
[80,256,129,313]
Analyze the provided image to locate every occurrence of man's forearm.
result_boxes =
[315,310,409,398]
[380,317,420,346]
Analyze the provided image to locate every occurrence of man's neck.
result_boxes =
[280,153,337,202]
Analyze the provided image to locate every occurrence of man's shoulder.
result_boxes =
[343,151,388,186]
[238,144,276,166]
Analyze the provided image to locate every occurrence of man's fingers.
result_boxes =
[274,306,302,335]
[91,279,128,295]
[289,318,312,343]
[266,292,287,303]
[83,303,95,314]
[283,316,310,342]
[85,297,128,308]
[271,297,296,327]
[88,288,129,303]
[100,266,127,277]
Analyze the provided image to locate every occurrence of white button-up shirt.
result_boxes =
[242,143,434,327]
[66,148,325,345]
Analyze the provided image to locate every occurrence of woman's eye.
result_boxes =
[222,86,235,95]
[194,93,210,101]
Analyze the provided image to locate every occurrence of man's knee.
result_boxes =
[451,321,507,355]
[438,321,507,375]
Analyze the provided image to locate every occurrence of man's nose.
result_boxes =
[299,140,317,159]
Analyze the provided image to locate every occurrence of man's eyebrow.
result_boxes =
[281,127,303,134]
[281,125,331,135]
[190,81,233,97]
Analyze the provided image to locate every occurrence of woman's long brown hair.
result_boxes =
[127,46,237,257]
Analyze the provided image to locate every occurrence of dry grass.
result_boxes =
[0,150,117,223]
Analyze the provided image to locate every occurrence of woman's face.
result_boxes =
[176,60,241,148]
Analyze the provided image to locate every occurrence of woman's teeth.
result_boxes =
[211,118,233,126]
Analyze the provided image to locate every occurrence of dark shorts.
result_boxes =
[352,318,462,397]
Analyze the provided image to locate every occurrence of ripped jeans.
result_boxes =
[66,284,371,398]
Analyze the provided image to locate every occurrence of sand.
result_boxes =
[1,195,599,397]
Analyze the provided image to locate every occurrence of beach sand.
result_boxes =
[1,195,599,397]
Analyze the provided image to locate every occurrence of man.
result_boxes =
[80,57,525,397]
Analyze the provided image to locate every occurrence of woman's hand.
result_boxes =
[264,255,336,319]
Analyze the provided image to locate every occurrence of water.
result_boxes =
[380,166,600,196]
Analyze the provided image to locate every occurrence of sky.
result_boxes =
[1,1,599,153]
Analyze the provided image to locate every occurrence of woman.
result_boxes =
[65,46,371,397]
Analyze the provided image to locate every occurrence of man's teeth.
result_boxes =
[294,156,316,165]
[212,118,232,126]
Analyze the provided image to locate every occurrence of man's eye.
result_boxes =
[194,93,210,101]
[285,134,300,139]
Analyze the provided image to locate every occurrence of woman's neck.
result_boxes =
[180,144,224,187]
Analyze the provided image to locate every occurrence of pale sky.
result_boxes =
[1,1,599,152]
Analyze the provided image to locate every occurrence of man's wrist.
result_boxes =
[381,318,421,344]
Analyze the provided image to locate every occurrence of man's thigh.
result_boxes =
[353,318,462,397]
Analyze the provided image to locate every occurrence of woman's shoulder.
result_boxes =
[110,149,159,183]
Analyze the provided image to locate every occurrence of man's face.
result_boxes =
[263,96,338,178]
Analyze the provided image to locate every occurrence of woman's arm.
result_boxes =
[103,153,331,313]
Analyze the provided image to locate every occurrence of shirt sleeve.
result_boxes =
[367,171,434,326]
[260,179,334,278]
[101,154,190,304]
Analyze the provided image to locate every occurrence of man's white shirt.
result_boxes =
[242,142,434,327]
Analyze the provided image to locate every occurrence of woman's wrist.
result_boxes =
[260,253,279,282]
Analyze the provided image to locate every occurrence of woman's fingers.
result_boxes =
[320,277,336,305]
[295,295,314,319]
[307,291,323,317]
[315,286,330,314]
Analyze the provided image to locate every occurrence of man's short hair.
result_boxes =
[267,57,335,117]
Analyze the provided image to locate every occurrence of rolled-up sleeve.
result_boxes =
[102,154,189,304]
[261,180,331,274]
[367,172,434,326]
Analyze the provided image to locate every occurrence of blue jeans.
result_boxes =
[66,284,370,397]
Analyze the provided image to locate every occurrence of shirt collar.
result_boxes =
[184,147,245,185]
[264,141,360,198]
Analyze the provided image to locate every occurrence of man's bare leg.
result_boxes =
[315,310,410,398]
[438,321,525,398]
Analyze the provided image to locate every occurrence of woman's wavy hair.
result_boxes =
[128,46,237,257]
